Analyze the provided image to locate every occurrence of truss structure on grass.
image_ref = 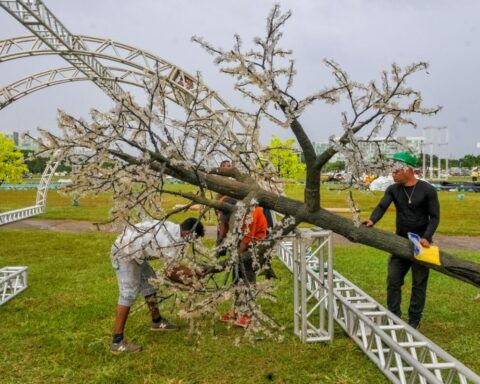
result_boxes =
[282,228,334,343]
[0,266,28,305]
[278,231,480,384]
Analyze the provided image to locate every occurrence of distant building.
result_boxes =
[3,131,39,152]
[311,142,346,162]
[311,136,424,163]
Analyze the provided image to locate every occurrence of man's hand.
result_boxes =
[362,219,375,227]
[420,238,431,248]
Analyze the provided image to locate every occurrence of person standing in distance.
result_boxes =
[362,152,440,329]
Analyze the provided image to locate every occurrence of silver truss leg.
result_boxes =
[290,228,334,343]
[0,266,28,305]
[35,160,59,207]
[278,230,480,384]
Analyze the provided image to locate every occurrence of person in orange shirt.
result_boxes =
[219,202,268,327]
[238,205,268,253]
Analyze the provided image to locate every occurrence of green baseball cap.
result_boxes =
[389,151,417,167]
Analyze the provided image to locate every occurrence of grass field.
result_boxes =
[3,182,479,235]
[0,229,479,383]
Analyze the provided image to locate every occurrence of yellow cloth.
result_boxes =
[414,246,441,266]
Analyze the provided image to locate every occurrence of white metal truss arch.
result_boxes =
[0,0,125,98]
[0,160,58,226]
[0,34,173,73]
[0,0,281,226]
[0,66,149,108]
[0,33,256,152]
[0,33,278,182]
[35,160,58,207]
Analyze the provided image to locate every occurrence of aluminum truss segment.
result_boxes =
[332,273,479,384]
[0,34,275,179]
[277,234,480,384]
[0,34,249,145]
[0,160,58,226]
[0,266,28,305]
[286,228,334,343]
[35,160,58,206]
[0,0,124,97]
[0,205,43,225]
[0,66,148,108]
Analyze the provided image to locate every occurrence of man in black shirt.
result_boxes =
[363,152,440,329]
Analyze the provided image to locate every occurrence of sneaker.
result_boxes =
[408,320,420,330]
[233,314,251,328]
[110,339,142,354]
[219,311,237,322]
[151,317,179,331]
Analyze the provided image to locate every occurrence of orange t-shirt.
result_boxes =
[241,206,268,246]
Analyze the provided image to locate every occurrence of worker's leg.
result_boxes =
[139,262,160,321]
[111,255,142,352]
[112,255,141,336]
[387,255,411,318]
[140,262,179,331]
[408,262,430,326]
[113,304,131,335]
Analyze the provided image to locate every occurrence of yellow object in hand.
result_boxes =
[414,245,441,266]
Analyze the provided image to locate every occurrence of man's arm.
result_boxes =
[363,187,394,227]
[422,187,440,243]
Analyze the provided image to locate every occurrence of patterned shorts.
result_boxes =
[111,246,157,306]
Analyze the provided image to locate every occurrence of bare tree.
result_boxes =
[35,6,479,335]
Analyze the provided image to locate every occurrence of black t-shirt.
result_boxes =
[370,180,440,241]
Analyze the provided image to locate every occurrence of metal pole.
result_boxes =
[319,238,325,332]
[430,143,434,179]
[438,151,441,179]
[422,146,426,179]
[327,234,334,339]
[299,237,307,342]
[293,238,299,337]
[446,155,449,180]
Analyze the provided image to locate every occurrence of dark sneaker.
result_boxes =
[151,317,179,331]
[408,320,420,330]
[110,339,142,354]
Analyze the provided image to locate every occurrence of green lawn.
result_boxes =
[0,229,478,383]
[2,184,480,235]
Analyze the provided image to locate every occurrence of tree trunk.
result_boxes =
[115,150,480,288]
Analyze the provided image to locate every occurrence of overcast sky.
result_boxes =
[1,0,479,157]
